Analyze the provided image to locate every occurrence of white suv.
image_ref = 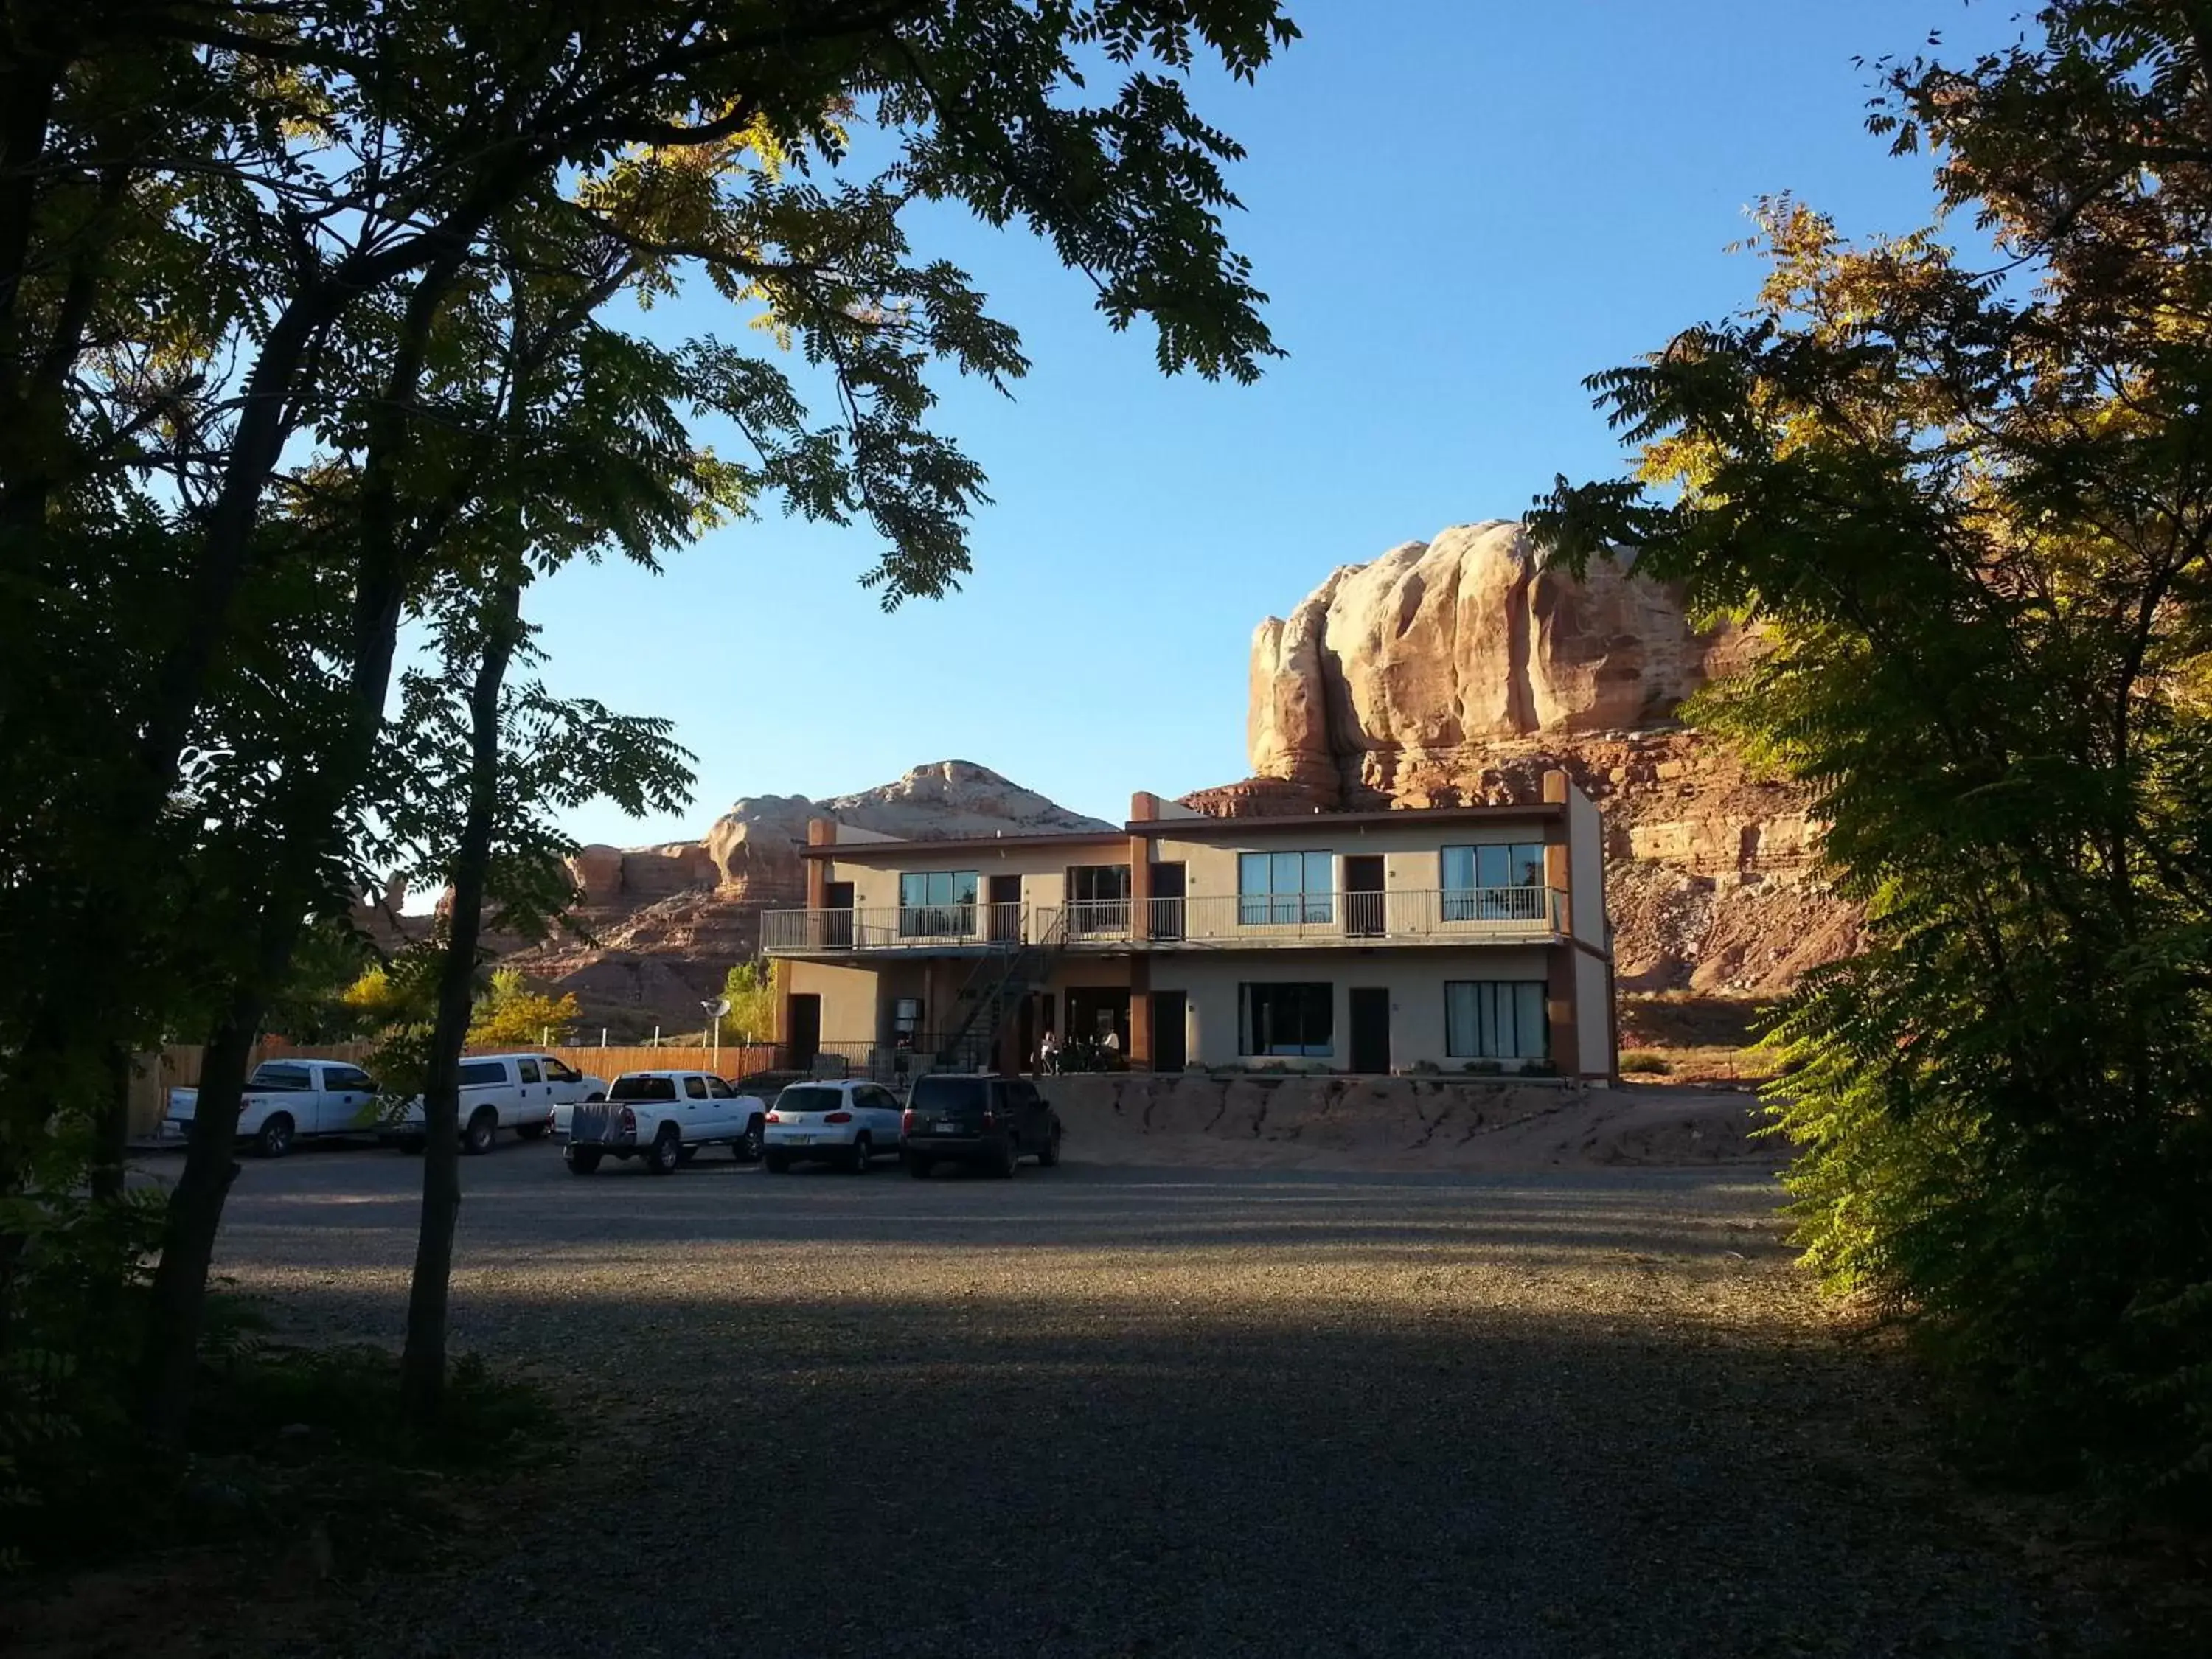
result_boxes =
[762,1080,905,1173]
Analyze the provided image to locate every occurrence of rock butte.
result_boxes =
[1186,521,1858,997]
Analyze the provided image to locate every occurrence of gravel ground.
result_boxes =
[151,1138,2146,1657]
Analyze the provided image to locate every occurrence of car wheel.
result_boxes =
[763,1149,790,1174]
[566,1146,602,1175]
[736,1118,764,1161]
[646,1128,682,1175]
[846,1133,872,1174]
[461,1107,498,1156]
[254,1113,295,1159]
[517,1121,549,1141]
[906,1155,933,1180]
[1038,1124,1062,1168]
[996,1135,1020,1179]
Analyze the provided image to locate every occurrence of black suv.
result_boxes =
[902,1074,1061,1178]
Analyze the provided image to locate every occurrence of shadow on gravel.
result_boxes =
[251,1287,2134,1658]
[162,1159,2179,1658]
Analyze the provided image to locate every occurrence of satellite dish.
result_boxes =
[709,997,731,1018]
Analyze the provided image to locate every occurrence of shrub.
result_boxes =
[1620,1051,1674,1075]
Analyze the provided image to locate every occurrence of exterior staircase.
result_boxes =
[933,909,1065,1071]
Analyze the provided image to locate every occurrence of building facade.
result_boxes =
[761,772,1615,1082]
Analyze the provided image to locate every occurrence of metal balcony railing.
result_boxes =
[762,886,1562,954]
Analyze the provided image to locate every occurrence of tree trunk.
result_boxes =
[136,998,258,1446]
[400,576,522,1438]
[88,1042,130,1207]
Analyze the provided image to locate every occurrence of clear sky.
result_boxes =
[532,0,2009,849]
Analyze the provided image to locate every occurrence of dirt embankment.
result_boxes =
[1038,1074,1783,1172]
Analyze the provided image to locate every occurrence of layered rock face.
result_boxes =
[1194,521,1857,997]
[504,762,1110,1034]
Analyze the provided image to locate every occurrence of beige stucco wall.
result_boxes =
[1573,947,1612,1079]
[786,961,883,1045]
[1149,946,1554,1071]
[1568,788,1607,950]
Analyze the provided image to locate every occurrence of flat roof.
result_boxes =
[1132,801,1563,838]
[801,799,1564,858]
[801,829,1127,860]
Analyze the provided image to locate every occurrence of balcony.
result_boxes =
[761,886,1563,956]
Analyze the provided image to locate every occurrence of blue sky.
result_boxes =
[532,0,2011,849]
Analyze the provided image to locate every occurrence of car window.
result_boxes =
[908,1075,989,1113]
[863,1087,899,1112]
[705,1077,736,1099]
[323,1065,373,1093]
[542,1058,581,1084]
[610,1074,677,1102]
[683,1075,708,1099]
[776,1085,846,1113]
[1006,1080,1037,1110]
[248,1064,313,1091]
[457,1060,505,1088]
[516,1059,541,1084]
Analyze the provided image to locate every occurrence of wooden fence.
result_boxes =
[136,1040,785,1137]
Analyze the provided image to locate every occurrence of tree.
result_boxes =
[468,971,582,1050]
[0,1,1298,1447]
[721,959,776,1045]
[1531,2,2212,1505]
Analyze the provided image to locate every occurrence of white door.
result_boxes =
[705,1075,743,1139]
[514,1057,544,1125]
[318,1064,377,1133]
[680,1073,714,1141]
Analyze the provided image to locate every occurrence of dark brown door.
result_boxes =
[787,993,822,1068]
[1150,990,1186,1071]
[1151,861,1186,939]
[987,873,1022,942]
[1344,855,1385,937]
[824,881,854,950]
[1348,987,1389,1073]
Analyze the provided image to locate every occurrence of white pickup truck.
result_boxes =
[564,1071,770,1175]
[165,1059,383,1158]
[388,1052,609,1155]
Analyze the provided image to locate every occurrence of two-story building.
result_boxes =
[759,771,1615,1082]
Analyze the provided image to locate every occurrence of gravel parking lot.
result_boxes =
[181,1138,2135,1657]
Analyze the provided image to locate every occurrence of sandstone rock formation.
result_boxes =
[1194,521,1857,998]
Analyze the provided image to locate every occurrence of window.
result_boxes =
[1239,982,1334,1057]
[683,1074,709,1099]
[248,1064,313,1091]
[1444,981,1549,1060]
[457,1060,504,1088]
[611,1074,678,1102]
[1067,864,1131,933]
[860,1086,900,1111]
[898,869,978,937]
[1237,850,1334,925]
[515,1058,541,1084]
[543,1058,581,1084]
[777,1084,849,1113]
[1440,842,1549,921]
[705,1076,735,1098]
[324,1065,374,1093]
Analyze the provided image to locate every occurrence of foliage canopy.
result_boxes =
[1533,1,2212,1505]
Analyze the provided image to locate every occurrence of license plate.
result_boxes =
[935,1120,963,1134]
[788,1134,812,1145]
